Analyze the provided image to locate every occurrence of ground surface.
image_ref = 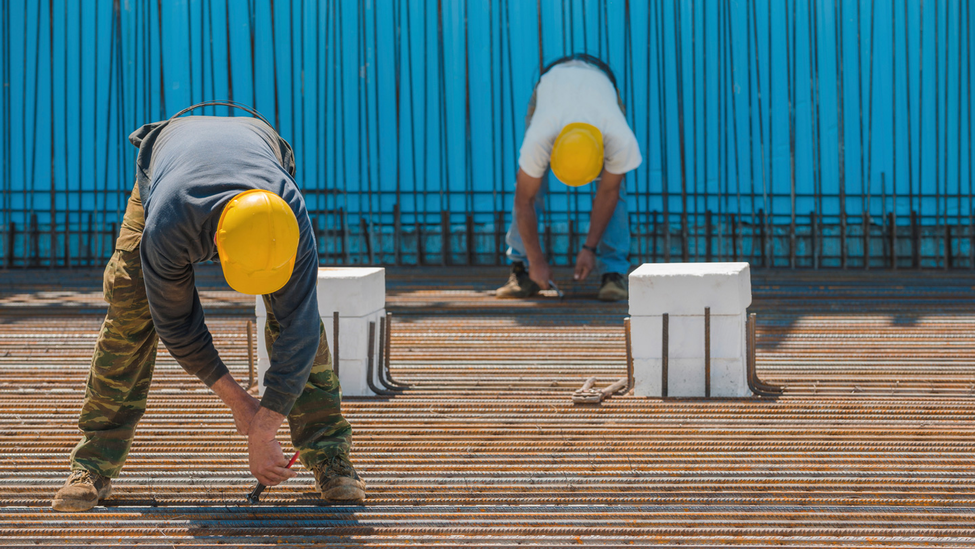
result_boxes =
[1,266,975,547]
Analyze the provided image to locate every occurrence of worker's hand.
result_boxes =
[247,408,296,486]
[528,261,552,290]
[248,435,295,486]
[231,393,261,436]
[573,248,596,281]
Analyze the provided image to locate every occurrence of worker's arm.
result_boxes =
[141,234,229,387]
[243,211,320,485]
[209,373,296,486]
[211,373,260,435]
[574,170,624,281]
[514,168,551,290]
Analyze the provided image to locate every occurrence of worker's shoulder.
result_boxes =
[171,115,275,133]
[542,61,612,83]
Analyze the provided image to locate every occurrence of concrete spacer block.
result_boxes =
[627,262,751,316]
[316,267,386,318]
[633,358,750,398]
[255,267,387,397]
[630,314,744,360]
[257,267,386,319]
[256,309,386,398]
[333,310,387,397]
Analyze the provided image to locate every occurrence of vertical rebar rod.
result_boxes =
[661,312,668,398]
[384,311,406,387]
[441,211,449,266]
[463,0,473,266]
[905,0,916,217]
[911,210,920,268]
[654,0,669,263]
[693,0,699,262]
[889,211,899,269]
[365,320,393,396]
[967,0,973,270]
[811,0,824,268]
[496,210,504,266]
[465,214,474,266]
[748,0,769,269]
[747,312,755,391]
[706,210,713,262]
[726,0,742,263]
[704,306,710,398]
[394,203,402,266]
[377,314,385,384]
[864,0,878,270]
[934,0,941,270]
[2,0,8,269]
[48,0,55,268]
[404,0,419,267]
[674,0,689,264]
[624,317,633,394]
[437,0,449,267]
[811,211,819,270]
[746,0,756,266]
[787,0,796,270]
[836,0,847,269]
[956,0,963,269]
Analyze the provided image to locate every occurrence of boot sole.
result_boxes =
[51,483,112,513]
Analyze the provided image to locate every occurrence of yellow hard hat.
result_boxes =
[550,122,604,187]
[215,189,300,295]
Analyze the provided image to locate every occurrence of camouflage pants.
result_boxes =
[69,183,352,478]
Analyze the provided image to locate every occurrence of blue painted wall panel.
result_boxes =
[0,0,972,266]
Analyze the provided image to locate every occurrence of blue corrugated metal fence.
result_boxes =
[0,0,972,268]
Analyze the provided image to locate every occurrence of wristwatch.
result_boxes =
[581,244,597,255]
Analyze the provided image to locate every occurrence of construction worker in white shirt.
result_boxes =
[497,54,642,302]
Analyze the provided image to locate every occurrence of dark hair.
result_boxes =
[540,53,618,89]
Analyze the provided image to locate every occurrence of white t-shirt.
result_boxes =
[518,60,643,179]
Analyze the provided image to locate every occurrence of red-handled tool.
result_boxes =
[246,450,299,504]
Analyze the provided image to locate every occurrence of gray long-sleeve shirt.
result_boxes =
[128,115,319,416]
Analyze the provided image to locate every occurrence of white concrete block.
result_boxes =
[317,267,385,317]
[255,267,385,319]
[630,314,744,360]
[628,262,751,316]
[627,262,753,399]
[332,309,387,398]
[256,309,387,398]
[255,267,387,397]
[634,358,750,398]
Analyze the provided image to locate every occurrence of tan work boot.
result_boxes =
[313,454,366,503]
[52,469,112,512]
[495,262,540,298]
[597,273,628,302]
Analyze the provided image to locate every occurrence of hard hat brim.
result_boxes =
[221,253,296,295]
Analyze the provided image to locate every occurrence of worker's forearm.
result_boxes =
[515,199,545,265]
[211,373,250,410]
[585,184,620,249]
[249,406,287,440]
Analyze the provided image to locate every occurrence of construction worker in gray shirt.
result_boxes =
[53,103,363,512]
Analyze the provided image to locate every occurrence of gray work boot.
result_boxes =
[313,454,366,503]
[495,262,540,298]
[52,469,112,512]
[597,273,628,302]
